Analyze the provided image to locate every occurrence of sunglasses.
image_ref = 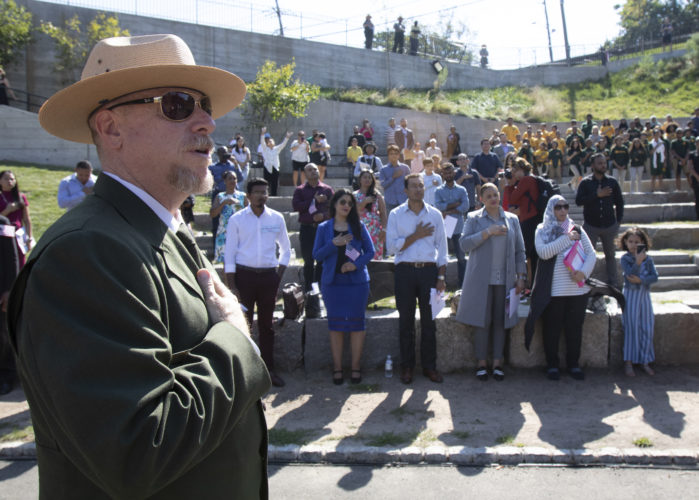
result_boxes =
[338,199,354,207]
[554,204,570,211]
[106,91,212,121]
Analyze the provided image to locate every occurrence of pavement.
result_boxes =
[2,365,699,467]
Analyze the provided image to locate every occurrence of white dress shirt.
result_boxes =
[224,205,291,272]
[386,202,448,266]
[57,172,98,210]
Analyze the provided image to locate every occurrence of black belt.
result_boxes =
[397,262,436,268]
[236,264,277,274]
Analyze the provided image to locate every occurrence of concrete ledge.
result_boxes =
[609,305,699,366]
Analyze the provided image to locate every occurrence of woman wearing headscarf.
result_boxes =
[525,195,596,381]
[455,183,526,382]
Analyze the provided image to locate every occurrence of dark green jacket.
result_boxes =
[8,174,270,499]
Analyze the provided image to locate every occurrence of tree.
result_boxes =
[614,0,699,47]
[241,59,320,131]
[0,0,33,67]
[40,12,129,82]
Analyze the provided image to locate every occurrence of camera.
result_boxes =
[498,169,513,179]
[636,244,647,254]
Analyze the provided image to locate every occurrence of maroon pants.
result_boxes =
[235,267,280,370]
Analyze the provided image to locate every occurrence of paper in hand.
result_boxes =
[443,215,458,238]
[430,288,445,319]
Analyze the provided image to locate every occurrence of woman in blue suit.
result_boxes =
[313,188,375,385]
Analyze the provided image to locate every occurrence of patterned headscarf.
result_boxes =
[539,194,574,243]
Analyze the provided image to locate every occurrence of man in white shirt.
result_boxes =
[57,160,97,210]
[225,178,291,387]
[259,126,292,196]
[386,173,448,385]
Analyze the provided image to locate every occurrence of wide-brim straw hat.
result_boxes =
[39,34,246,144]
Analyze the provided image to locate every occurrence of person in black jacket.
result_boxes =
[575,153,624,287]
[0,215,19,394]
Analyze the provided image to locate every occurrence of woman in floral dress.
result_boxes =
[353,170,387,260]
[210,171,247,263]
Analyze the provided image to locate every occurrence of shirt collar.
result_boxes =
[103,172,181,231]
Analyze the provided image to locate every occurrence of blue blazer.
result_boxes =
[312,219,375,285]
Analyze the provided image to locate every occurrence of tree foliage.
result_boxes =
[241,59,320,130]
[40,13,129,81]
[614,0,699,47]
[0,0,33,67]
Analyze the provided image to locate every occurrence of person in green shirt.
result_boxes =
[548,141,564,184]
[610,136,630,192]
[670,128,690,191]
[581,138,597,176]
[581,113,597,139]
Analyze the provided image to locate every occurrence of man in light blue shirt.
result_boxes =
[386,173,447,385]
[378,144,410,213]
[57,160,97,210]
[434,163,469,284]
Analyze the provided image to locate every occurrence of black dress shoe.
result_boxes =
[0,379,12,396]
[476,367,488,382]
[270,372,286,387]
[422,369,443,383]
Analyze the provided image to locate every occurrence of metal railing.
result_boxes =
[6,89,48,113]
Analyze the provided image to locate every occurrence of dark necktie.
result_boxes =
[175,223,206,269]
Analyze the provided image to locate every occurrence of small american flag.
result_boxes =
[345,245,360,261]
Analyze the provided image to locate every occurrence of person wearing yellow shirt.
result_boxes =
[346,137,363,184]
[502,117,520,144]
[513,134,523,153]
[534,141,550,175]
[600,119,615,139]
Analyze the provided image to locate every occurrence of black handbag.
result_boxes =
[304,292,321,319]
[281,282,304,320]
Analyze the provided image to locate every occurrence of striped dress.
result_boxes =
[621,253,659,364]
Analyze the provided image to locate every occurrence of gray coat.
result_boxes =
[455,207,526,329]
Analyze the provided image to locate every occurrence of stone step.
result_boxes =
[653,275,699,291]
[655,264,699,277]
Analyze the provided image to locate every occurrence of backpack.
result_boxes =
[529,175,561,216]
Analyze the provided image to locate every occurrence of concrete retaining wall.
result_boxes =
[9,1,688,102]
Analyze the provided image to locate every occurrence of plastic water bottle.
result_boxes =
[385,355,393,378]
[290,248,296,261]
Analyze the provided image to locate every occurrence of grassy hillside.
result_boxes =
[321,50,699,122]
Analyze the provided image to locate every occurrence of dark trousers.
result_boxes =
[395,264,438,370]
[210,189,222,240]
[0,310,16,383]
[520,216,539,285]
[541,294,588,370]
[583,222,619,287]
[364,29,373,49]
[300,224,322,291]
[263,168,279,196]
[451,232,466,285]
[236,267,280,370]
[392,33,404,53]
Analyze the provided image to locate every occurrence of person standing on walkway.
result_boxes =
[688,137,699,219]
[313,189,374,385]
[293,163,334,291]
[619,227,658,377]
[290,131,311,187]
[456,183,526,382]
[363,15,374,49]
[528,195,596,381]
[386,173,448,385]
[392,16,406,54]
[260,126,292,196]
[225,178,290,388]
[409,21,420,55]
[0,67,17,105]
[7,34,270,497]
[575,153,624,287]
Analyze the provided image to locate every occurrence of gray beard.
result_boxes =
[168,166,214,195]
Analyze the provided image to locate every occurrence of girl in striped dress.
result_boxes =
[620,228,659,376]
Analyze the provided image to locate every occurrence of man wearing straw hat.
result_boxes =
[7,34,270,498]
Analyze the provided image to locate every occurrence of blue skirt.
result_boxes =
[321,274,370,332]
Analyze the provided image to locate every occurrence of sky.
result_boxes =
[43,0,626,69]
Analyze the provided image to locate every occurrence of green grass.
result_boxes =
[267,427,317,446]
[362,431,414,447]
[1,163,75,243]
[451,430,471,440]
[0,425,34,443]
[495,434,516,445]
[633,437,654,448]
[320,52,698,122]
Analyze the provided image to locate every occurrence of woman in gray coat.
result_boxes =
[455,183,526,381]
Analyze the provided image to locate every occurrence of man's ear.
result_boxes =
[91,110,123,150]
